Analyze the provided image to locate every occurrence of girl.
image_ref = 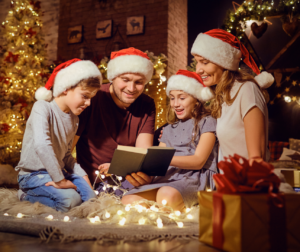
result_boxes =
[191,29,274,164]
[121,70,218,211]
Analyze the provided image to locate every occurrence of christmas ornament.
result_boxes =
[251,22,268,39]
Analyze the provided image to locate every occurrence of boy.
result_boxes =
[15,59,102,212]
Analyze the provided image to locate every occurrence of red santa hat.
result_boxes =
[35,59,102,101]
[191,29,274,89]
[107,47,154,83]
[166,70,214,102]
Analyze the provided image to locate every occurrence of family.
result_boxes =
[15,29,274,212]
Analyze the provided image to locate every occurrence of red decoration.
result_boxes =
[4,52,19,63]
[0,123,10,132]
[39,72,49,79]
[213,154,281,194]
[25,28,37,38]
[29,1,41,10]
[0,76,10,84]
[15,98,28,111]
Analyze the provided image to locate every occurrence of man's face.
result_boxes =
[111,73,146,105]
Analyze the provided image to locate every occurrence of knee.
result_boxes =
[56,189,82,212]
[121,195,137,205]
[157,186,184,210]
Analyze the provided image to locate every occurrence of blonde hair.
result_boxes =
[166,95,211,145]
[210,69,269,118]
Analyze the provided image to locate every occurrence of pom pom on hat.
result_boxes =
[166,70,214,102]
[35,59,102,101]
[107,47,154,83]
[191,29,274,89]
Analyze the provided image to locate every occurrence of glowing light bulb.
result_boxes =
[101,175,106,179]
[139,218,146,225]
[103,186,106,190]
[177,222,184,228]
[90,218,96,223]
[187,214,193,219]
[64,216,69,222]
[105,212,110,218]
[95,170,99,175]
[46,215,53,220]
[119,218,126,225]
[94,190,99,195]
[157,222,163,228]
[4,213,9,216]
[186,208,191,213]
[117,210,123,215]
[150,205,159,212]
[94,216,100,222]
[117,176,122,181]
[175,211,181,216]
[156,218,162,224]
[125,205,130,211]
[136,205,143,213]
[284,96,292,103]
[17,213,23,218]
[162,199,167,206]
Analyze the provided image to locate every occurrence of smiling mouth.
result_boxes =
[201,76,209,80]
[175,109,184,115]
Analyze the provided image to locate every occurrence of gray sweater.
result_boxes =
[15,100,87,182]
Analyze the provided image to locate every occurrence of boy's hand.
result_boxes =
[98,163,110,175]
[45,179,77,190]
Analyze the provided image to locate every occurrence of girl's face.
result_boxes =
[194,55,224,87]
[169,90,197,121]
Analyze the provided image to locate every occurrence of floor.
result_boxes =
[0,232,220,252]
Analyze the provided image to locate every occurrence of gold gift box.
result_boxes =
[198,191,300,252]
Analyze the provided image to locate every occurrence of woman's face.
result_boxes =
[194,55,224,87]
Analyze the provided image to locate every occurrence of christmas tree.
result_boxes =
[0,0,49,165]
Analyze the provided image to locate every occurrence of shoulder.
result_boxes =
[234,81,262,97]
[32,100,51,114]
[198,116,217,131]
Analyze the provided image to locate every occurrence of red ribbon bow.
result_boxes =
[213,154,281,194]
[4,52,19,63]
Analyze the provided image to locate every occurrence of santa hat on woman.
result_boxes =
[35,59,102,102]
[107,47,153,83]
[191,29,274,89]
[167,69,214,102]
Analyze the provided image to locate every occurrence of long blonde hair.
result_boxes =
[166,96,211,144]
[210,69,269,118]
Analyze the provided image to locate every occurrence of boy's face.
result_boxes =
[65,86,98,115]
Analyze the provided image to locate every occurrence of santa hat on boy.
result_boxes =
[107,47,153,83]
[35,59,102,102]
[167,70,214,102]
[191,29,274,89]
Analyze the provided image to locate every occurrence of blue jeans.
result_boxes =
[18,171,96,212]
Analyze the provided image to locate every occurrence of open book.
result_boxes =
[108,145,176,177]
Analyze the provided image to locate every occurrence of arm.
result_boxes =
[135,133,153,148]
[169,132,216,170]
[244,106,266,164]
[72,135,80,152]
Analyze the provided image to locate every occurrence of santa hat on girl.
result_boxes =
[107,47,153,83]
[191,29,274,89]
[166,70,214,102]
[35,59,102,102]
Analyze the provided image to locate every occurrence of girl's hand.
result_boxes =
[98,163,110,175]
[249,156,263,166]
[126,172,153,187]
[158,127,164,141]
[45,179,77,190]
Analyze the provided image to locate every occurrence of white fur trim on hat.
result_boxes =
[107,55,154,83]
[166,75,214,102]
[191,33,242,71]
[35,87,53,101]
[53,60,102,97]
[254,71,274,89]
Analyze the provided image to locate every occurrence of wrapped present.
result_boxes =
[280,169,300,188]
[198,154,300,252]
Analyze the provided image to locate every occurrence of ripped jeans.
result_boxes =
[18,170,96,212]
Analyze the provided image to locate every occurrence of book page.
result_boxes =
[117,145,147,154]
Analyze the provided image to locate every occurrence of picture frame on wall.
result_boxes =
[68,25,83,44]
[96,20,112,39]
[127,16,144,35]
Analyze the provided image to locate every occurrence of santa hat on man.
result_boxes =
[167,69,214,102]
[191,29,274,89]
[35,59,102,102]
[107,47,153,83]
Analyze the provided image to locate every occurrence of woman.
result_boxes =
[191,29,274,164]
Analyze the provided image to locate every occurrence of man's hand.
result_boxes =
[125,172,153,187]
[98,163,110,175]
[45,179,77,190]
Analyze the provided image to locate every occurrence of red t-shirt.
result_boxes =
[76,83,156,181]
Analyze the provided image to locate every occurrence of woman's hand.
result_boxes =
[98,163,110,175]
[45,179,77,190]
[126,172,153,187]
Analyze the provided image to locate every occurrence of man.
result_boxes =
[73,47,156,189]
